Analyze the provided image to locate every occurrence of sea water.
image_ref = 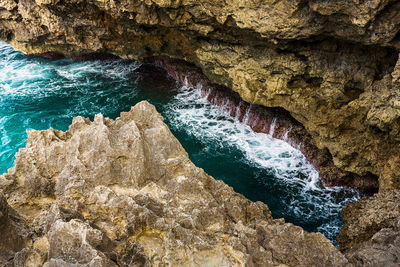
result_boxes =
[0,42,360,244]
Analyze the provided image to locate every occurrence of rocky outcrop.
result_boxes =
[337,190,400,266]
[0,101,351,266]
[0,193,29,266]
[338,190,400,250]
[344,227,400,267]
[1,0,400,263]
[0,0,400,189]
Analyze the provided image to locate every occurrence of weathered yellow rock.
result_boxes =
[0,101,350,266]
[33,236,50,253]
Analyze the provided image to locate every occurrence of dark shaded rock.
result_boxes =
[0,193,28,266]
[338,190,400,250]
[344,227,400,267]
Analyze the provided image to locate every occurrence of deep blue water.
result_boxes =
[0,42,360,244]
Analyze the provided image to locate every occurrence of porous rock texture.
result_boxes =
[337,190,400,266]
[0,101,350,266]
[0,193,29,266]
[1,0,400,189]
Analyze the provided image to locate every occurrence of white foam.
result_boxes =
[0,42,140,99]
[282,126,292,141]
[165,86,361,241]
[166,86,321,190]
[269,117,277,136]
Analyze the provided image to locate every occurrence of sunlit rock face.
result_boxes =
[1,0,400,189]
[0,101,350,266]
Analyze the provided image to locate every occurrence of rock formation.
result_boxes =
[338,190,400,266]
[1,0,400,190]
[0,101,352,266]
[1,0,400,265]
[0,193,29,266]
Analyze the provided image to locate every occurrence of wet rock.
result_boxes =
[0,101,349,266]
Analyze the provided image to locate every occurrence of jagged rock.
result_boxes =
[338,189,400,266]
[0,101,349,266]
[13,248,46,267]
[338,190,400,251]
[344,227,400,267]
[0,193,28,266]
[379,156,400,191]
[1,0,400,188]
[1,0,400,264]
[47,218,117,266]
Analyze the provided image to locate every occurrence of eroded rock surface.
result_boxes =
[154,57,379,194]
[338,189,400,266]
[338,190,400,250]
[0,193,28,266]
[344,227,400,267]
[0,0,400,188]
[0,101,350,266]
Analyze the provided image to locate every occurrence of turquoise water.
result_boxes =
[0,42,359,244]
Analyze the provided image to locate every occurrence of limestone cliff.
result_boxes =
[1,0,400,189]
[0,101,350,266]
